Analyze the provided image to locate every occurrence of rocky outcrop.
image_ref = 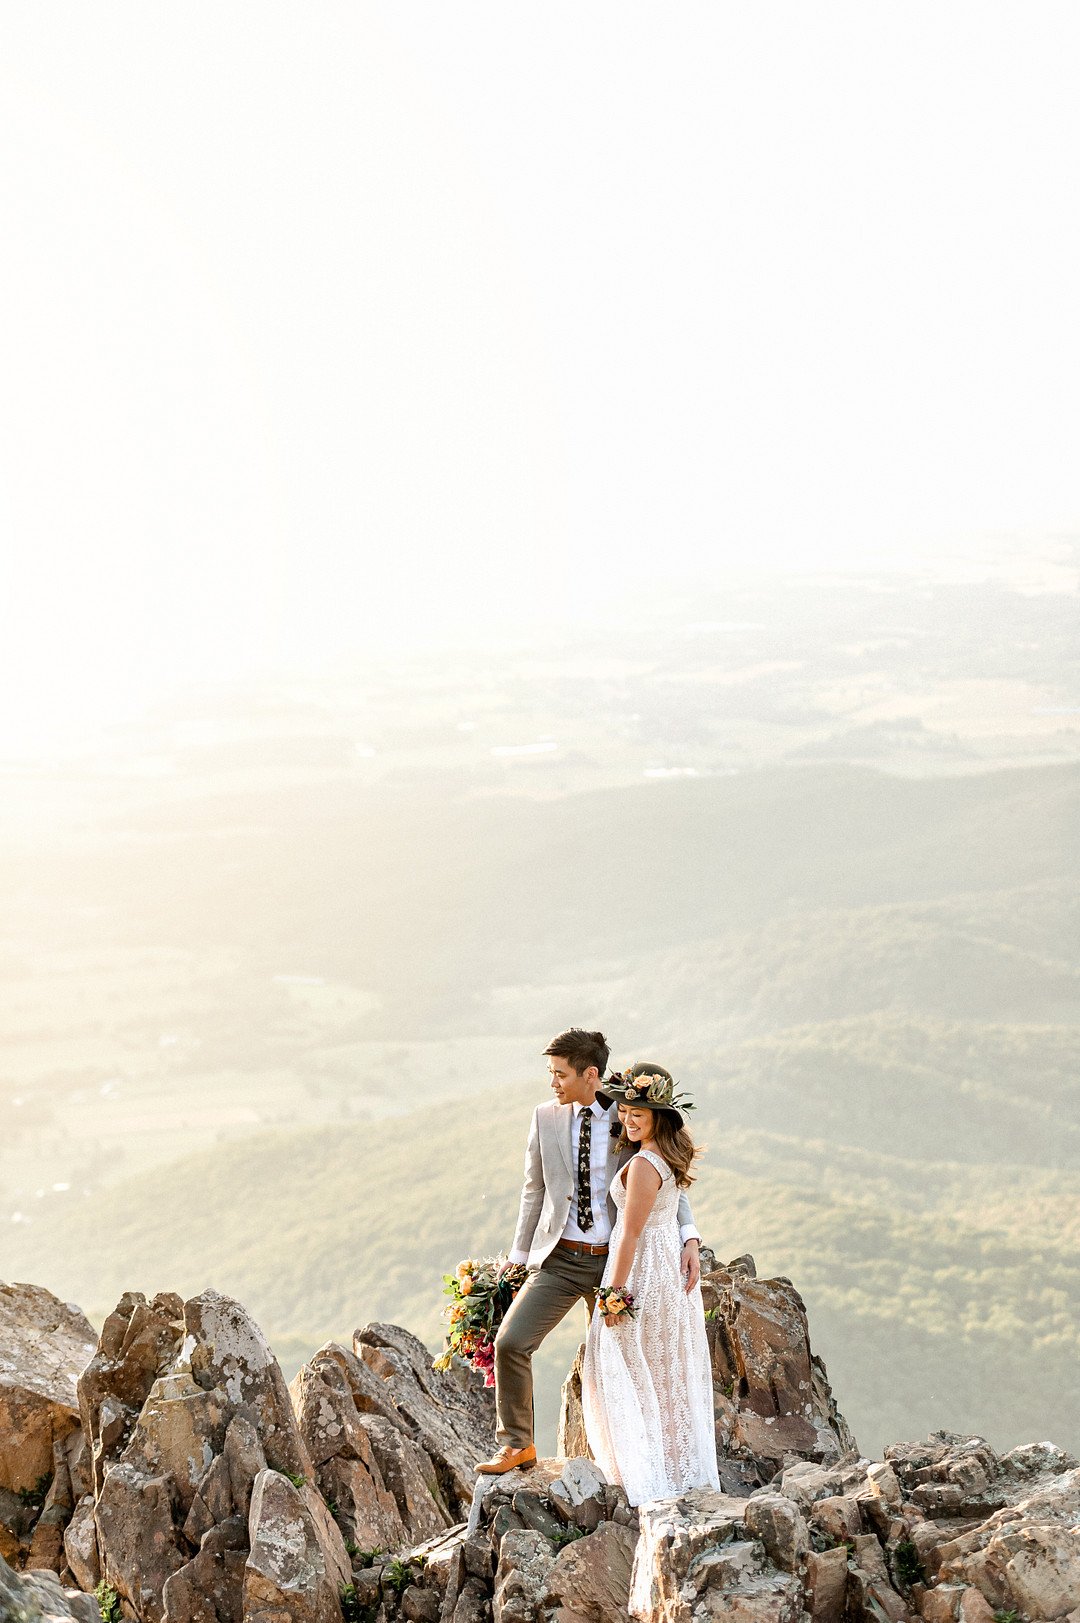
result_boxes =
[433,1430,1080,1623]
[631,1489,802,1622]
[287,1320,499,1573]
[887,1434,1080,1621]
[68,1290,347,1623]
[242,1468,349,1623]
[346,1457,639,1623]
[77,1293,187,1502]
[5,1275,1080,1623]
[703,1254,856,1488]
[1,1287,498,1623]
[0,1285,98,1574]
[351,1324,495,1520]
[0,1553,99,1623]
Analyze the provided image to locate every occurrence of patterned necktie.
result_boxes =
[577,1107,594,1232]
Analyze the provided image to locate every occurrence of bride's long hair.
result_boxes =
[618,1109,699,1189]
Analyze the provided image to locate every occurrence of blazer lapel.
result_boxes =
[554,1102,574,1180]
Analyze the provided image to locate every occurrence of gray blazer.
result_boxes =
[509,1099,697,1269]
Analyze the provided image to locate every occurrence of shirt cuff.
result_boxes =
[679,1225,700,1245]
[507,1248,530,1266]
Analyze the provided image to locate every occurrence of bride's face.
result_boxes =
[619,1105,657,1145]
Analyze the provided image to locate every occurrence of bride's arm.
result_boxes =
[603,1157,663,1323]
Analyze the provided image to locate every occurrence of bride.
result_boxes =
[581,1062,720,1505]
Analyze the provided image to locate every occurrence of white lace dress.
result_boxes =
[581,1148,720,1506]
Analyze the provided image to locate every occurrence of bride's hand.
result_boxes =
[602,1314,623,1329]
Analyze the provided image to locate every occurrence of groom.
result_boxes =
[475,1026,701,1474]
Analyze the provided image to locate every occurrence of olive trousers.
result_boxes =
[492,1245,607,1450]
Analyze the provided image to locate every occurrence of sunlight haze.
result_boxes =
[2,4,1079,751]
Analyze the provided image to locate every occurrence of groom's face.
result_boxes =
[547,1056,598,1105]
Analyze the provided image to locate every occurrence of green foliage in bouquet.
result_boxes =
[432,1257,528,1386]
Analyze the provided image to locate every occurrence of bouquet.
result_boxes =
[597,1283,636,1320]
[432,1257,528,1386]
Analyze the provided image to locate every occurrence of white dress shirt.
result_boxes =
[561,1100,614,1246]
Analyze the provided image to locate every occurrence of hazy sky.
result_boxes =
[2,5,1079,749]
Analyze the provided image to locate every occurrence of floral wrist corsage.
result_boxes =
[597,1285,637,1320]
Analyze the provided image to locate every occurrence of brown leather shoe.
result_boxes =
[474,1444,537,1475]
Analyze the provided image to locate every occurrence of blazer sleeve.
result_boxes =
[675,1187,701,1244]
[508,1107,545,1263]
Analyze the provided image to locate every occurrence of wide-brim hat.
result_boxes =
[604,1063,694,1129]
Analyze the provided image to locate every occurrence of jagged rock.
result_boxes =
[400,1584,439,1622]
[702,1259,856,1487]
[847,1533,909,1622]
[0,1554,101,1623]
[345,1565,382,1614]
[448,1578,489,1623]
[0,1285,96,1499]
[943,1489,1080,1617]
[868,1462,904,1507]
[25,1441,76,1575]
[542,1520,636,1621]
[60,1499,98,1594]
[96,1462,187,1623]
[161,1547,246,1623]
[243,1469,349,1623]
[353,1325,494,1522]
[805,1546,848,1623]
[11,1278,1080,1623]
[358,1417,452,1545]
[779,1457,874,1508]
[808,1492,864,1542]
[744,1493,810,1574]
[120,1369,230,1520]
[555,1346,589,1462]
[629,1489,750,1620]
[0,1285,97,1572]
[884,1437,1080,1620]
[77,1293,185,1500]
[383,1525,473,1619]
[184,1293,311,1483]
[221,1416,265,1524]
[293,1341,469,1552]
[84,1290,334,1623]
[0,1493,31,1567]
[918,1585,966,1622]
[509,1491,564,1543]
[956,1589,996,1623]
[547,1461,609,1534]
[491,1529,554,1623]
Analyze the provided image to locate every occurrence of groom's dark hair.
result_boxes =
[544,1027,609,1077]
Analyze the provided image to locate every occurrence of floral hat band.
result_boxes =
[605,1065,695,1125]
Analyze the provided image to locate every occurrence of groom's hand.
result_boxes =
[681,1239,700,1293]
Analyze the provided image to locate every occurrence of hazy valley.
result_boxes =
[2,564,1078,1458]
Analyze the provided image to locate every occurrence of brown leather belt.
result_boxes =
[557,1238,609,1256]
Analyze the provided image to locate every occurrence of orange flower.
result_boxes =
[460,1277,474,1295]
[606,1297,626,1314]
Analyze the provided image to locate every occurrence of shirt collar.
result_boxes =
[573,1100,604,1118]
